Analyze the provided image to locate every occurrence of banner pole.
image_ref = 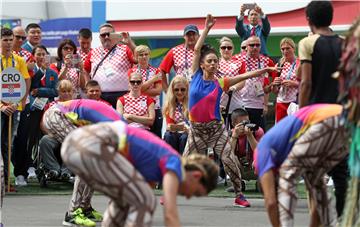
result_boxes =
[7,114,12,193]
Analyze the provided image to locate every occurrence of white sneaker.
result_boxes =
[27,167,37,180]
[217,176,225,185]
[15,175,28,186]
[327,178,334,187]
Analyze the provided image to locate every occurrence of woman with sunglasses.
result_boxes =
[163,76,189,154]
[50,38,86,98]
[131,45,163,137]
[116,71,155,130]
[272,38,300,122]
[218,37,246,125]
[61,120,218,227]
[183,14,278,207]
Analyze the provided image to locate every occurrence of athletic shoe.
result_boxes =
[60,172,71,181]
[62,208,96,227]
[84,207,103,222]
[47,170,59,179]
[27,167,37,180]
[233,194,251,208]
[217,176,225,185]
[15,175,27,186]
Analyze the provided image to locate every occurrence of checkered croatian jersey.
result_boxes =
[49,63,81,98]
[277,59,300,103]
[118,94,155,129]
[13,48,34,63]
[160,44,194,78]
[240,55,275,109]
[85,44,134,92]
[130,65,161,109]
[218,58,246,112]
[77,48,92,62]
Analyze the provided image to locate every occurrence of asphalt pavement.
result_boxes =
[3,195,310,227]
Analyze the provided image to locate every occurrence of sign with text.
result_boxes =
[1,67,26,103]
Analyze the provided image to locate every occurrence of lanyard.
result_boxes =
[101,46,116,62]
[177,102,189,125]
[184,47,189,70]
[137,65,150,81]
[285,61,296,80]
[0,54,15,71]
[246,56,261,72]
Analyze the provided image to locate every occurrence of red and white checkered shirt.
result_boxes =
[77,48,92,62]
[119,94,154,129]
[277,59,300,103]
[130,65,161,109]
[239,54,275,109]
[49,63,81,98]
[84,44,134,92]
[218,58,246,112]
[13,48,34,63]
[159,44,194,78]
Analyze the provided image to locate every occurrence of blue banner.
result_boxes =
[39,17,91,48]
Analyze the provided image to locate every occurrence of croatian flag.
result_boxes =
[2,84,21,98]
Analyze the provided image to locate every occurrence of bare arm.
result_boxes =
[227,67,278,87]
[260,170,280,227]
[298,62,312,108]
[142,82,162,97]
[161,71,169,93]
[116,99,124,115]
[191,14,216,75]
[163,171,181,227]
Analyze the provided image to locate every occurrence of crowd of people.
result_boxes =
[1,1,359,227]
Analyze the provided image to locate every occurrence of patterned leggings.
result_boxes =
[61,123,156,227]
[183,121,243,196]
[278,116,349,227]
[42,107,94,212]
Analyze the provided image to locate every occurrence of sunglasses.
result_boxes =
[15,35,26,41]
[248,43,261,48]
[174,88,186,92]
[100,32,110,38]
[130,80,142,85]
[241,46,247,50]
[220,46,233,50]
[62,46,74,51]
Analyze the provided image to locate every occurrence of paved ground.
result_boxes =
[3,195,310,226]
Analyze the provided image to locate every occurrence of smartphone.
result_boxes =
[109,33,123,45]
[244,3,256,10]
[72,54,80,68]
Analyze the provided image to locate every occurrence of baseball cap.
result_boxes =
[183,24,199,35]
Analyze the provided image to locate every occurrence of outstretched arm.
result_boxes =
[191,14,216,75]
[227,67,279,87]
[163,171,181,227]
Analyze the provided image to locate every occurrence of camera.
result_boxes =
[239,120,259,132]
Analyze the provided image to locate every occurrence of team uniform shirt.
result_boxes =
[84,44,135,92]
[298,34,342,104]
[0,53,30,111]
[118,94,155,129]
[254,104,342,178]
[165,102,187,125]
[237,54,275,109]
[276,59,300,103]
[77,48,92,62]
[53,99,122,126]
[129,65,161,109]
[50,63,81,98]
[109,120,184,184]
[189,68,230,123]
[217,58,246,113]
[159,44,194,80]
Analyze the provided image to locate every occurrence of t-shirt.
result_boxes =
[84,44,135,92]
[165,102,187,124]
[298,34,342,104]
[159,44,194,78]
[237,54,276,109]
[189,68,229,123]
[254,104,342,178]
[118,94,154,129]
[53,99,122,126]
[218,58,246,113]
[109,121,183,184]
[276,59,300,103]
[50,63,81,97]
[234,127,264,158]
